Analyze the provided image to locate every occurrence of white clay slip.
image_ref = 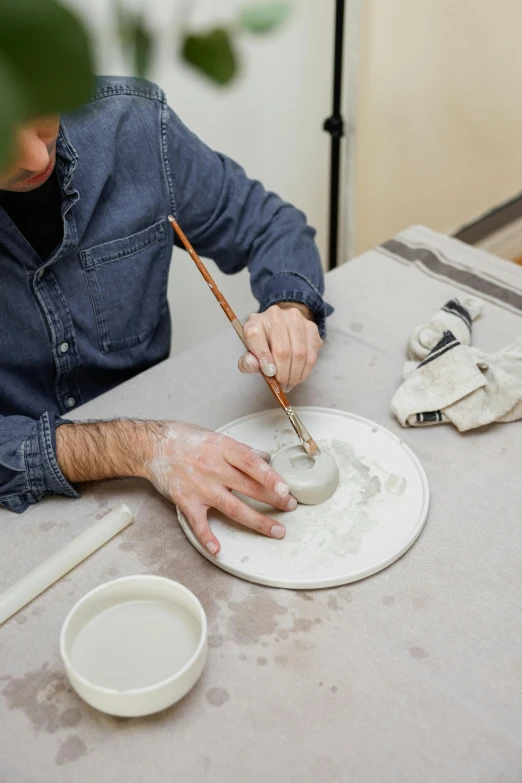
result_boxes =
[177,407,430,589]
[271,444,340,505]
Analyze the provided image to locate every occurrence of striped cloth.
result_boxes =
[392,298,522,431]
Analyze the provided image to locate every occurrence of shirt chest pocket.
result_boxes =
[80,220,169,353]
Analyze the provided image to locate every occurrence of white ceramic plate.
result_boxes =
[178,408,430,589]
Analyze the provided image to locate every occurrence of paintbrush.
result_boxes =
[168,216,321,458]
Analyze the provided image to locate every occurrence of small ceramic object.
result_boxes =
[60,575,207,717]
[271,445,340,505]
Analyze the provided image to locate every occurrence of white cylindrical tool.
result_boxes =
[0,504,133,625]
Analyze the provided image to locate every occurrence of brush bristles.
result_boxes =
[303,438,321,457]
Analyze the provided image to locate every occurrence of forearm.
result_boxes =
[166,106,332,334]
[55,420,163,484]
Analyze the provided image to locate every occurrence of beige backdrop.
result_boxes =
[354,0,522,254]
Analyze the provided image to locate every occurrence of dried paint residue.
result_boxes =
[238,438,408,571]
[280,439,382,560]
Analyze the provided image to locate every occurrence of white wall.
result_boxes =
[65,0,334,353]
[355,0,522,254]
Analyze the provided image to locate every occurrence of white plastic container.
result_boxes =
[60,575,208,717]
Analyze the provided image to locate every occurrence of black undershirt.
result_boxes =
[0,169,63,261]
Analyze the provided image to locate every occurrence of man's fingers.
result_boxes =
[263,309,292,389]
[180,501,221,556]
[242,306,324,389]
[250,448,271,464]
[225,442,290,499]
[225,465,297,512]
[243,320,276,377]
[212,489,286,539]
[238,351,260,375]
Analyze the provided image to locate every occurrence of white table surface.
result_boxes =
[1,226,521,783]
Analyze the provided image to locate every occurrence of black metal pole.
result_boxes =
[323,0,345,270]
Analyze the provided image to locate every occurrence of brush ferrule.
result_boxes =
[286,407,311,444]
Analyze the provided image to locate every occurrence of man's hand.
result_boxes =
[239,303,322,391]
[56,420,296,555]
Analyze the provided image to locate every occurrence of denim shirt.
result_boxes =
[0,76,332,513]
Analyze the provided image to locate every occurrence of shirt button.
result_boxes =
[66,397,76,409]
[60,342,69,354]
[37,269,45,279]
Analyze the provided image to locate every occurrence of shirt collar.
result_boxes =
[55,121,79,195]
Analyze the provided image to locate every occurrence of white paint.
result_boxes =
[63,0,334,353]
[177,407,430,589]
[386,474,407,497]
[277,439,381,558]
[144,421,211,498]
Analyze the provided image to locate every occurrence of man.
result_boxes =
[0,76,332,554]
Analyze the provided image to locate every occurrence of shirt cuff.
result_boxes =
[22,412,80,510]
[258,271,334,338]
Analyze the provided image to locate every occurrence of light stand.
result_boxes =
[323,0,345,270]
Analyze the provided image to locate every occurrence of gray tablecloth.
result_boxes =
[1,226,521,783]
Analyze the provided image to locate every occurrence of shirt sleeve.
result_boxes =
[0,412,79,513]
[165,107,333,336]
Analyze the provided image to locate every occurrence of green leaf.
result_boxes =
[115,0,133,50]
[0,0,94,117]
[182,28,238,86]
[238,3,290,34]
[115,1,153,78]
[133,21,153,78]
[0,55,26,169]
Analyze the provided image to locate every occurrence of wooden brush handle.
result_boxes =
[169,215,291,410]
